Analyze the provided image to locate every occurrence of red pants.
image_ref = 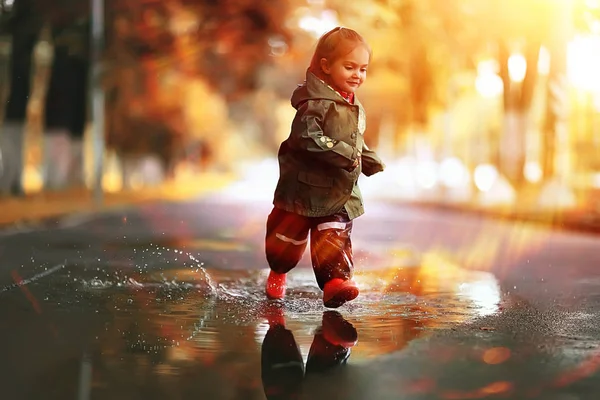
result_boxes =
[265,206,354,289]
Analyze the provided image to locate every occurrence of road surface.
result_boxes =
[1,177,600,399]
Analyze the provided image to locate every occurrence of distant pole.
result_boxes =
[544,0,573,181]
[91,0,105,205]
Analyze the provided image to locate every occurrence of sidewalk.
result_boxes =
[0,172,235,227]
[408,199,600,233]
[360,169,600,234]
[2,168,600,235]
[403,186,600,235]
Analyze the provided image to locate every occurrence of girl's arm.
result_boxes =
[288,100,359,170]
[360,143,385,176]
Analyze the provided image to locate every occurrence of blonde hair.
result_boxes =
[308,27,372,82]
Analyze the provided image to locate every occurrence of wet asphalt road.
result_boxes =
[2,180,600,399]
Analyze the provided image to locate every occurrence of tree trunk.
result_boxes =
[542,2,572,181]
[498,40,540,188]
[500,110,528,187]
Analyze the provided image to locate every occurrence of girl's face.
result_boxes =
[321,44,370,94]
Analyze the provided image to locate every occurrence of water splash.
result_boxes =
[83,278,113,290]
[78,268,218,296]
[195,264,217,294]
[0,263,65,294]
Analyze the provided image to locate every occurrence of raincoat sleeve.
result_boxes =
[288,100,359,170]
[360,142,385,176]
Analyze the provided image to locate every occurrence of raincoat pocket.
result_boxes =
[297,171,335,213]
[297,171,334,188]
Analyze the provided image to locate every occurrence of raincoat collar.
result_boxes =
[291,70,359,110]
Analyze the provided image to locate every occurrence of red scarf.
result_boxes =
[338,90,354,104]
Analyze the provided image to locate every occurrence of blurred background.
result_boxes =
[1,0,599,213]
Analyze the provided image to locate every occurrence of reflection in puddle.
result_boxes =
[261,309,357,399]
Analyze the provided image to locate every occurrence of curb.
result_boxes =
[0,173,237,233]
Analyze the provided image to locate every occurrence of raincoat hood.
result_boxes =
[291,71,352,110]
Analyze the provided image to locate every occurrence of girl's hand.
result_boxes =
[348,156,360,171]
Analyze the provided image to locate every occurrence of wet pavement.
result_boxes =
[2,181,600,399]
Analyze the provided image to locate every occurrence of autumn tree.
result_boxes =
[325,0,564,189]
[103,0,292,169]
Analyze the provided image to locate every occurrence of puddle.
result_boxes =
[19,260,502,354]
[2,248,506,399]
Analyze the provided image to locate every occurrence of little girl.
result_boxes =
[264,27,385,308]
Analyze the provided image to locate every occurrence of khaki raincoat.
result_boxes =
[272,71,385,220]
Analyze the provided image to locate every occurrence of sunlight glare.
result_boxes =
[538,46,550,75]
[439,157,470,188]
[298,10,339,37]
[508,53,527,83]
[473,164,498,192]
[568,35,600,92]
[458,277,501,317]
[475,60,504,98]
[416,161,438,189]
[524,161,543,183]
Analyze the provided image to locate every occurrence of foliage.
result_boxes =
[5,0,600,165]
[103,0,292,161]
